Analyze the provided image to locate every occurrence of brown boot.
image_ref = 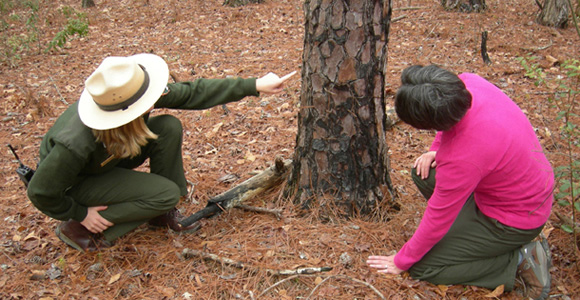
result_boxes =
[55,220,113,252]
[148,208,201,232]
[516,239,551,300]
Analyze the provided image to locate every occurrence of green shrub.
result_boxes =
[46,6,89,52]
[518,56,580,236]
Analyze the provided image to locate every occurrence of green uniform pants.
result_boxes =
[408,168,543,291]
[66,115,187,241]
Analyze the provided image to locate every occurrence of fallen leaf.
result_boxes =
[245,150,256,162]
[108,273,121,285]
[159,287,175,297]
[200,241,216,247]
[436,284,448,296]
[484,284,504,298]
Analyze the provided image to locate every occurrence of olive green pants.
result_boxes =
[66,115,187,241]
[408,168,543,291]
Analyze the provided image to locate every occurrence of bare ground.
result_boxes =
[1,0,579,299]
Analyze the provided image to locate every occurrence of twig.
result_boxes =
[305,274,386,300]
[39,64,68,105]
[247,290,255,300]
[392,15,407,22]
[235,204,283,219]
[520,40,553,52]
[306,276,334,299]
[1,249,16,263]
[181,248,333,276]
[394,6,424,11]
[257,275,300,298]
[185,180,199,204]
[555,211,580,233]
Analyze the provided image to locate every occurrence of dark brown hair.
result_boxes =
[395,65,472,131]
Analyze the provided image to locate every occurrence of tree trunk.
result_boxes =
[82,0,95,8]
[536,0,569,28]
[441,0,487,12]
[289,0,394,216]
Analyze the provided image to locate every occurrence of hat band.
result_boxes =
[96,65,150,112]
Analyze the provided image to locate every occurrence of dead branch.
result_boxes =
[306,274,386,300]
[235,204,283,219]
[181,248,333,276]
[257,275,301,298]
[180,156,292,227]
[394,6,425,11]
[257,273,385,300]
[392,15,407,22]
[520,40,553,52]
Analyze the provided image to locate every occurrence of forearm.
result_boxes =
[156,78,258,110]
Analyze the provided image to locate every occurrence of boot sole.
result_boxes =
[55,224,86,252]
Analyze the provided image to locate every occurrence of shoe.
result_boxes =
[516,239,551,300]
[148,208,201,232]
[55,220,113,252]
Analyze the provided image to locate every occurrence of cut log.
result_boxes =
[180,156,292,227]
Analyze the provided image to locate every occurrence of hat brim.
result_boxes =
[78,53,169,130]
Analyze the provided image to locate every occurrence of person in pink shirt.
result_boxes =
[367,65,554,300]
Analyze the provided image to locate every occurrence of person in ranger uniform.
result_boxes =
[27,53,295,252]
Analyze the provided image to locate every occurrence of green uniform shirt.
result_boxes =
[27,78,258,222]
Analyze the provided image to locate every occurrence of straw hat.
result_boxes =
[78,53,169,130]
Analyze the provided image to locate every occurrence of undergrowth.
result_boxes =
[518,56,580,251]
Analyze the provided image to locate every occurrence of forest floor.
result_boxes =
[0,0,579,299]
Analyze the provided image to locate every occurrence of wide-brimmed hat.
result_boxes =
[78,53,169,130]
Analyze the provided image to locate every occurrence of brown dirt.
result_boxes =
[1,0,579,299]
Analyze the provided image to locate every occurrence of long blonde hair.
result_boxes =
[93,116,158,159]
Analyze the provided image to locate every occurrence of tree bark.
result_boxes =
[536,0,569,28]
[441,0,486,13]
[481,31,491,65]
[289,0,394,216]
[82,0,95,8]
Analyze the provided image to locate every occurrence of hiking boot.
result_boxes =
[516,239,551,300]
[55,220,113,252]
[148,207,201,233]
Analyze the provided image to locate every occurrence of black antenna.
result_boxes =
[7,144,35,187]
[8,144,23,165]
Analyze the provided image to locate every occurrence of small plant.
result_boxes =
[46,6,88,52]
[0,0,40,66]
[518,56,580,246]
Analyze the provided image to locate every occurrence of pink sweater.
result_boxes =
[394,73,554,271]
